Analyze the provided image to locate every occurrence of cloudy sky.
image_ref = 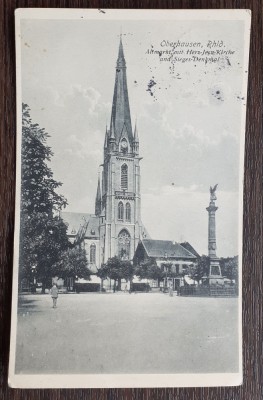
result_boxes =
[19,15,249,257]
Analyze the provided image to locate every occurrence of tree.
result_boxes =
[135,258,165,285]
[52,245,91,282]
[96,263,109,280]
[21,104,67,215]
[106,257,122,292]
[96,263,109,290]
[19,104,69,292]
[119,260,134,282]
[189,255,210,283]
[20,212,70,291]
[97,258,135,291]
[220,256,238,284]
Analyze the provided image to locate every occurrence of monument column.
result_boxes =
[207,191,218,259]
[205,185,224,285]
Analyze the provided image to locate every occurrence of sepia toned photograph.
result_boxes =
[9,9,251,388]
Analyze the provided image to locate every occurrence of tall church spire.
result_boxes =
[95,174,102,216]
[98,37,143,264]
[117,35,125,67]
[133,120,139,155]
[109,37,133,145]
[104,126,108,149]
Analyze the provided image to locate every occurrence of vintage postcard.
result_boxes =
[9,9,251,388]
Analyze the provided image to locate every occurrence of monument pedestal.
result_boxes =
[203,258,224,286]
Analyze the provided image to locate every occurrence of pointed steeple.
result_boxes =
[134,119,139,142]
[104,126,108,149]
[108,117,116,152]
[95,175,102,216]
[133,120,139,155]
[117,35,126,68]
[110,117,115,139]
[109,37,133,146]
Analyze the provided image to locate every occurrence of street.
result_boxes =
[15,292,239,374]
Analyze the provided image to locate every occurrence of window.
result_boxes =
[182,264,188,273]
[118,201,124,220]
[121,164,128,189]
[118,229,131,260]
[90,244,96,264]
[175,264,180,274]
[125,202,131,221]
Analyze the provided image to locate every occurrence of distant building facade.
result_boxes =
[134,240,199,289]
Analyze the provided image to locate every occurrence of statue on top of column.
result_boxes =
[209,184,218,202]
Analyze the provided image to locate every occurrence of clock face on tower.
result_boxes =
[121,139,128,153]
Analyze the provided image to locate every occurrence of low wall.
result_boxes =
[179,285,238,297]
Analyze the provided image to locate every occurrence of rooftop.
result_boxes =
[179,242,200,258]
[141,239,197,259]
[60,212,99,238]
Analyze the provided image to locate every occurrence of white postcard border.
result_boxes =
[9,8,251,389]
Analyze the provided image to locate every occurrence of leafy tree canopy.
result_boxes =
[220,256,238,283]
[189,255,210,283]
[97,257,135,282]
[52,246,92,280]
[19,104,69,291]
[106,256,122,281]
[119,260,134,281]
[135,258,165,281]
[96,263,109,280]
[21,104,67,214]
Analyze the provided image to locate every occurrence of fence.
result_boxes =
[179,285,238,297]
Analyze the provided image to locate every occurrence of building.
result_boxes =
[133,240,198,290]
[60,212,100,274]
[61,37,150,273]
[62,38,199,288]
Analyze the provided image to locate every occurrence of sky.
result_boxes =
[19,16,248,257]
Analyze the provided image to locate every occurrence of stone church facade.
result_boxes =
[61,39,198,279]
[61,38,149,273]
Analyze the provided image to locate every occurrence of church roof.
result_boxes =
[141,240,197,259]
[179,242,200,258]
[109,37,133,145]
[61,212,99,238]
[141,224,151,240]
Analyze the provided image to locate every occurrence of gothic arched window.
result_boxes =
[118,229,131,260]
[121,164,128,189]
[118,201,124,220]
[90,243,96,264]
[125,202,131,222]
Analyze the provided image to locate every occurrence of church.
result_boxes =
[61,38,198,283]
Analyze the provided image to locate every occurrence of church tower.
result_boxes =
[98,37,142,264]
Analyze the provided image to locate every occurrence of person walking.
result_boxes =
[169,282,173,297]
[50,283,59,308]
